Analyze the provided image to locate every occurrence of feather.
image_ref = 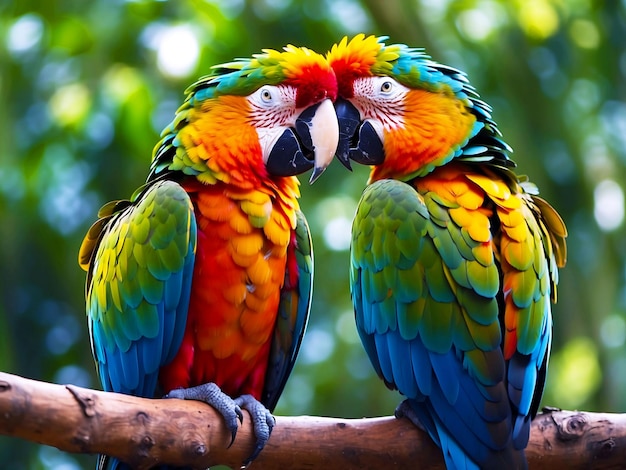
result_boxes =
[84,180,196,400]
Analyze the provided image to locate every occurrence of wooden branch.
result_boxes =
[1,372,625,469]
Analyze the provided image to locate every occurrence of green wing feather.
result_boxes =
[352,171,565,465]
[79,179,196,397]
[353,179,502,357]
[262,209,312,411]
[351,178,511,456]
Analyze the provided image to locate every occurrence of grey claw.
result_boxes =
[233,394,275,466]
[165,386,274,466]
[165,383,243,446]
[394,399,426,432]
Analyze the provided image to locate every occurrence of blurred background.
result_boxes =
[1,0,626,468]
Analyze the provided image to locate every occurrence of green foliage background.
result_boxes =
[1,0,626,468]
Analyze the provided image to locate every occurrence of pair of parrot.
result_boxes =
[79,34,567,469]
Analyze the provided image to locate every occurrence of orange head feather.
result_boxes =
[327,34,515,181]
[150,45,338,188]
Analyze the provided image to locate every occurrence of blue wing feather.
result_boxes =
[351,179,530,470]
[84,179,197,398]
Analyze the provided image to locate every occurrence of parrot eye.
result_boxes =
[380,81,393,93]
[260,87,274,103]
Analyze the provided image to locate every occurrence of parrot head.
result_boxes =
[151,44,339,185]
[327,34,513,181]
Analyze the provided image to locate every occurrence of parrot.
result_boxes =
[78,44,339,469]
[327,34,567,469]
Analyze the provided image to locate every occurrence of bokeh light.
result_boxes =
[547,337,602,409]
[600,314,626,349]
[593,179,624,232]
[48,83,92,127]
[142,24,201,79]
[569,19,601,50]
[323,216,352,251]
[6,13,43,55]
[516,0,559,39]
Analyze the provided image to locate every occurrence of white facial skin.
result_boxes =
[248,84,337,173]
[248,85,298,161]
[350,76,408,140]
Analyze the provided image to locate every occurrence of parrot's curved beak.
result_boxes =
[334,98,385,169]
[334,99,360,170]
[265,99,339,184]
[299,99,339,184]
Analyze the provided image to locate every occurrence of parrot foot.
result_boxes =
[394,399,427,433]
[165,385,274,467]
[233,394,276,468]
[166,383,243,447]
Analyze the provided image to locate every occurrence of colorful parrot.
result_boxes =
[78,45,339,469]
[327,34,567,469]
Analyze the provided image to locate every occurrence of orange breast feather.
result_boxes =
[159,182,294,399]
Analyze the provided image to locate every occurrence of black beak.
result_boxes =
[265,99,338,184]
[334,98,385,169]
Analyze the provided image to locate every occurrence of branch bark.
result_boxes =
[1,371,625,469]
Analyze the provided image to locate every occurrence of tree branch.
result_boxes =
[0,371,625,469]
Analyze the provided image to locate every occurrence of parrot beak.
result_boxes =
[334,98,385,168]
[265,99,339,184]
[334,99,360,170]
[299,98,339,184]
